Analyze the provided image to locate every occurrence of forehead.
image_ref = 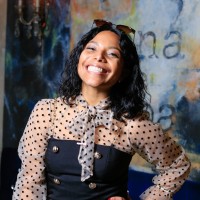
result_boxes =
[91,30,120,46]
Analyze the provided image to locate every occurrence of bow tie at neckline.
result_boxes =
[68,94,113,182]
[75,94,110,109]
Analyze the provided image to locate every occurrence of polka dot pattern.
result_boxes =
[12,96,191,200]
[68,95,113,181]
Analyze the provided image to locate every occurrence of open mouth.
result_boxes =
[87,65,107,73]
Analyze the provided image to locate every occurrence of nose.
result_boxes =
[95,51,106,62]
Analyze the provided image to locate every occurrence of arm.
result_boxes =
[129,119,191,200]
[12,99,53,200]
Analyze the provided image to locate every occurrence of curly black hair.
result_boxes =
[59,24,149,121]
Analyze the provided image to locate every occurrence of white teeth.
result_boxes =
[88,66,103,73]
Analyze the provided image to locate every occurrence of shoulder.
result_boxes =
[34,97,71,117]
[33,98,54,111]
[27,97,67,122]
[30,98,63,117]
[124,117,164,146]
[125,114,161,134]
[34,97,65,109]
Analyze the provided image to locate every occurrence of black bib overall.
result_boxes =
[45,138,132,200]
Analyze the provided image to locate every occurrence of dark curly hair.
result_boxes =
[59,24,149,121]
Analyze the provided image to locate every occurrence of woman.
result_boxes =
[13,19,191,200]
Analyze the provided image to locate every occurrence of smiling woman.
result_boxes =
[78,31,124,100]
[12,19,190,200]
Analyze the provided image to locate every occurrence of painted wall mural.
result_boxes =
[70,0,200,183]
[3,0,71,148]
[3,0,200,188]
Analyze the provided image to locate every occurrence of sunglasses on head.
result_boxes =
[93,19,135,41]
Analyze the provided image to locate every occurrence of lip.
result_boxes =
[86,65,109,74]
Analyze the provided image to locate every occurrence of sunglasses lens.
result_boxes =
[94,19,110,27]
[93,19,135,41]
[116,25,135,34]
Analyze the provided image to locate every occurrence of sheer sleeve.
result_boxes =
[128,119,191,200]
[12,99,53,200]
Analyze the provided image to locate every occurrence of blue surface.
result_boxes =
[128,168,200,200]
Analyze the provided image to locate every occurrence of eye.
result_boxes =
[85,45,96,51]
[87,47,95,50]
[108,52,120,58]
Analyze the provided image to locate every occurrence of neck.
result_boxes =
[81,87,109,106]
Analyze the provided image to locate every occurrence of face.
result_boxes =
[77,30,124,94]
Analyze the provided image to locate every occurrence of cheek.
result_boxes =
[78,52,89,68]
[77,58,83,78]
[77,63,83,79]
[77,54,85,72]
[115,62,124,77]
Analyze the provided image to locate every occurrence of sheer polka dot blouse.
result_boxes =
[12,95,191,200]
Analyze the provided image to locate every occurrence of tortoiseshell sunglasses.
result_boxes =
[93,19,135,41]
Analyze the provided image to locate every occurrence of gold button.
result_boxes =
[89,182,96,189]
[94,151,102,159]
[53,178,60,185]
[52,146,59,153]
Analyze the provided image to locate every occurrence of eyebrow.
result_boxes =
[87,41,122,53]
